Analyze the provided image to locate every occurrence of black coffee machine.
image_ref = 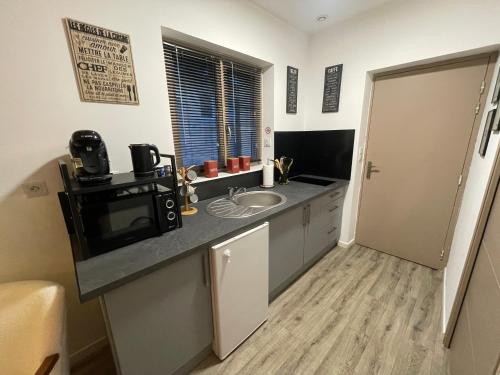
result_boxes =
[69,130,112,184]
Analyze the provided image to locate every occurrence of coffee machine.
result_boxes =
[69,130,112,184]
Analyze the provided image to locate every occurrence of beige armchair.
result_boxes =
[0,281,69,375]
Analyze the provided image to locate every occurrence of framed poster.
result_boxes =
[322,64,343,113]
[479,109,495,157]
[65,18,139,104]
[493,107,500,132]
[286,66,298,114]
[491,67,500,104]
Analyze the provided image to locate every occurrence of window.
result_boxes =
[163,42,262,168]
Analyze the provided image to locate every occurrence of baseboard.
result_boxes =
[338,238,355,249]
[69,335,108,367]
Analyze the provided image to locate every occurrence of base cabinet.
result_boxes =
[102,249,213,375]
[269,205,305,295]
[269,187,345,299]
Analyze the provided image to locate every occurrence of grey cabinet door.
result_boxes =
[102,249,213,375]
[269,205,305,295]
[304,197,330,265]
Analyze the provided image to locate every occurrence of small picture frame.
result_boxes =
[479,109,495,157]
[492,67,500,104]
[493,108,500,132]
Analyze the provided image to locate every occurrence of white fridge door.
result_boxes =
[210,222,269,359]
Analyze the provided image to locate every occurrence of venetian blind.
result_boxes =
[163,42,262,168]
[222,61,262,162]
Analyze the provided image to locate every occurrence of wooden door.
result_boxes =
[449,179,500,375]
[357,56,494,268]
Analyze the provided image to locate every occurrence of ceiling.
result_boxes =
[250,0,396,34]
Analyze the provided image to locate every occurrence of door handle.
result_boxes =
[223,249,231,263]
[202,252,210,286]
[366,161,381,179]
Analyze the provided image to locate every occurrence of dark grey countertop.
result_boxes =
[75,179,349,301]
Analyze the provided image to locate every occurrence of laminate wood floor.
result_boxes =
[191,245,448,375]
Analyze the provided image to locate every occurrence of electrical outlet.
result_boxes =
[22,181,49,198]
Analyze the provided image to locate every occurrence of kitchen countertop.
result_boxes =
[75,179,348,301]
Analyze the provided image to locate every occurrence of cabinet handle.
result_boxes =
[329,191,341,198]
[307,204,311,224]
[328,226,337,234]
[202,253,209,286]
[328,205,339,213]
[303,206,308,226]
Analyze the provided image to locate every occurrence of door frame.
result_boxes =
[444,143,500,347]
[354,53,497,268]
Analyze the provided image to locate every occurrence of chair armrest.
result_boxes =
[35,354,59,375]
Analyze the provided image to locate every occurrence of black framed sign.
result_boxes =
[491,67,500,104]
[322,64,343,113]
[479,109,495,157]
[286,66,298,114]
[493,107,500,132]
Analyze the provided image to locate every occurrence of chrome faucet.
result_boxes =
[228,186,246,200]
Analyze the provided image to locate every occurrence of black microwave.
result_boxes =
[58,159,182,260]
[80,185,179,257]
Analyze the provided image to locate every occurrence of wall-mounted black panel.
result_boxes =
[322,64,343,113]
[274,130,355,180]
[286,66,298,114]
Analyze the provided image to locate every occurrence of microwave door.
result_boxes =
[81,193,159,256]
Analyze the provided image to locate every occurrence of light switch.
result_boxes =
[358,146,364,162]
[264,138,272,147]
[22,181,49,198]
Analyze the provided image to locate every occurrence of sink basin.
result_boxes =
[207,191,287,218]
[233,191,285,207]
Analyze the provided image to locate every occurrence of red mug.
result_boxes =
[204,160,218,178]
[227,158,240,173]
[239,156,250,171]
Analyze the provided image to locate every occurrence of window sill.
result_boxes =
[191,164,263,185]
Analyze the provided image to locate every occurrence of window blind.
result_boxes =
[222,61,262,162]
[163,42,262,168]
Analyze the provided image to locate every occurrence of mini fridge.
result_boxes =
[210,222,269,359]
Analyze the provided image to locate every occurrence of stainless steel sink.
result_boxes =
[207,191,287,218]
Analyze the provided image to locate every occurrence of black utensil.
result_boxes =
[132,85,136,101]
[127,85,132,101]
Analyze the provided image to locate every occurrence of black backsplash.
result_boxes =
[274,130,355,180]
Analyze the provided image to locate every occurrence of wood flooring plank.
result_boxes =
[407,268,443,346]
[268,245,361,322]
[236,327,303,375]
[311,296,387,375]
[282,248,386,343]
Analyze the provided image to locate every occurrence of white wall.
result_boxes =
[0,0,308,357]
[305,0,500,330]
